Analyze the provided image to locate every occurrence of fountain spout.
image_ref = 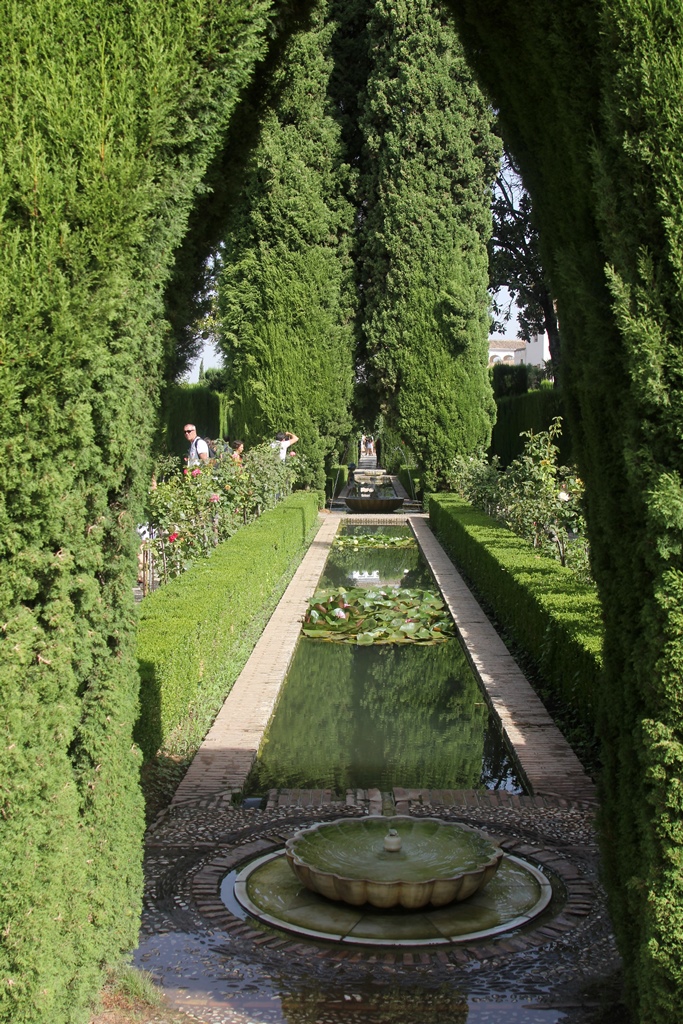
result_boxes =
[383,829,402,853]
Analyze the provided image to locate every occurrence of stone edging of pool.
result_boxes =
[407,516,597,805]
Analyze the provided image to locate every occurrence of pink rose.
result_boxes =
[168,532,179,543]
[209,494,220,503]
[191,468,201,477]
[183,468,188,476]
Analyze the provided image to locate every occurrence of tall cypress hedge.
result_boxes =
[448,3,683,1019]
[355,0,500,489]
[216,0,356,487]
[0,2,295,1021]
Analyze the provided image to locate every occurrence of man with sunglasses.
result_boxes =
[184,424,209,465]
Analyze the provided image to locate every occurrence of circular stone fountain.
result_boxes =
[285,816,503,909]
[230,816,555,946]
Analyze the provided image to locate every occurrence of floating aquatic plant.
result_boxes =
[302,586,454,644]
[332,534,415,550]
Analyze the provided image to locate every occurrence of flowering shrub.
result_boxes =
[146,442,297,582]
[447,418,591,582]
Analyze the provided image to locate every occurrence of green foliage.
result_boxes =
[355,0,500,489]
[160,384,229,457]
[449,418,590,581]
[490,388,571,466]
[303,585,454,644]
[429,493,602,731]
[217,0,356,489]
[0,1,285,1019]
[489,151,561,367]
[491,363,529,399]
[146,442,297,580]
[332,534,413,550]
[447,4,683,1014]
[135,492,321,762]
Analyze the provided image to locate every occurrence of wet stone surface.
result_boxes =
[136,790,621,1023]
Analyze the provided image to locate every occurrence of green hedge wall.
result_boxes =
[135,492,321,761]
[325,465,350,499]
[447,6,683,1016]
[355,0,500,489]
[489,389,571,467]
[0,3,291,1021]
[161,384,230,457]
[429,494,602,729]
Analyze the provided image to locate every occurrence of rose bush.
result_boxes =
[145,442,298,583]
[447,418,591,582]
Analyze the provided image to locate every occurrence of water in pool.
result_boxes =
[245,525,523,796]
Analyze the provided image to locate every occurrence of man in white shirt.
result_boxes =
[271,430,298,461]
[184,424,209,465]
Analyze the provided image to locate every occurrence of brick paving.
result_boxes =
[408,516,597,804]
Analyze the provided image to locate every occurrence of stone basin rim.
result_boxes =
[284,815,504,909]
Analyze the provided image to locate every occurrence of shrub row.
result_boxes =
[135,492,321,761]
[325,464,350,499]
[429,494,602,729]
[489,389,571,466]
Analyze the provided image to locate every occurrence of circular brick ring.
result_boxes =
[189,824,594,967]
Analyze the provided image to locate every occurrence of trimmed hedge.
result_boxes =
[135,492,321,761]
[429,494,602,729]
[325,464,350,499]
[489,389,571,467]
[160,384,230,457]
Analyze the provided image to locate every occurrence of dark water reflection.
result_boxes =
[246,639,521,795]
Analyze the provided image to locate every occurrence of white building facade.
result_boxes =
[488,332,550,368]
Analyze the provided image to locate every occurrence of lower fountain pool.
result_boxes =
[227,848,554,946]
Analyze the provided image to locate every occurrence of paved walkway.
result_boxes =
[409,518,596,804]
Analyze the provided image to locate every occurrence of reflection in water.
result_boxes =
[277,983,468,1023]
[246,638,521,794]
[135,931,568,1024]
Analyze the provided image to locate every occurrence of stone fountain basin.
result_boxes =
[285,816,503,909]
[345,497,404,513]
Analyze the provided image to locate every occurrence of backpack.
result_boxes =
[203,438,217,459]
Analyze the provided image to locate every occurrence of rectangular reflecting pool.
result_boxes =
[245,524,523,797]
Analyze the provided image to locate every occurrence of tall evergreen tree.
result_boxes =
[355,0,500,488]
[216,0,356,486]
[449,2,683,1019]
[0,2,301,1020]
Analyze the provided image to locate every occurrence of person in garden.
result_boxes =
[231,440,244,464]
[271,429,298,461]
[184,423,209,464]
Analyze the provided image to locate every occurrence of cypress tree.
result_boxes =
[216,0,357,486]
[447,2,683,1019]
[0,2,297,1020]
[355,0,500,489]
